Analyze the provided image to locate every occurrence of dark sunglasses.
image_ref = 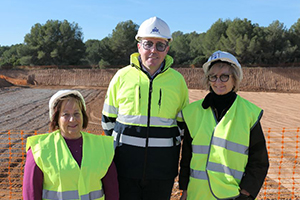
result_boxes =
[141,40,168,52]
[208,74,231,82]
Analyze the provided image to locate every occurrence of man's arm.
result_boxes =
[101,115,116,136]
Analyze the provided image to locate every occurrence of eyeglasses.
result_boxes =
[208,74,231,82]
[141,40,168,52]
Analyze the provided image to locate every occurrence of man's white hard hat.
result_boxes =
[49,90,86,121]
[135,16,172,42]
[203,50,243,81]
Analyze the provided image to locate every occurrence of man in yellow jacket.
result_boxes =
[102,16,189,200]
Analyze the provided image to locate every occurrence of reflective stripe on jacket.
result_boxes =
[102,52,189,179]
[26,131,114,200]
[182,95,262,200]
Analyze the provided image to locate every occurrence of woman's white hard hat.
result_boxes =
[49,90,86,120]
[203,50,243,81]
[135,16,172,42]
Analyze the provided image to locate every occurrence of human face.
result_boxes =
[208,63,235,95]
[138,38,169,72]
[58,98,83,139]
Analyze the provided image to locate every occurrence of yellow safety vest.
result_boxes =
[26,130,114,200]
[182,95,262,200]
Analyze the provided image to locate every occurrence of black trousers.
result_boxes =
[118,176,174,200]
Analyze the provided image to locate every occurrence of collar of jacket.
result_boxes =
[202,91,237,109]
[130,52,174,72]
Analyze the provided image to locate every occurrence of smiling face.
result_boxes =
[208,63,235,95]
[137,37,169,74]
[58,97,83,139]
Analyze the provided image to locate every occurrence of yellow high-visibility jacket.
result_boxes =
[102,53,189,179]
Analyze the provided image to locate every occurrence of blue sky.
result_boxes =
[1,0,299,46]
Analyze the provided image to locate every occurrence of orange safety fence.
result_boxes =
[0,128,300,200]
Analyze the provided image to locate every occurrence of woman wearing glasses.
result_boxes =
[179,50,269,200]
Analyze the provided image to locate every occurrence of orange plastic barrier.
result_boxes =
[0,128,300,199]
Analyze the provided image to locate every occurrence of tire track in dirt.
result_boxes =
[0,87,107,194]
[1,87,300,199]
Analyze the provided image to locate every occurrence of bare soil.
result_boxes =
[1,85,300,199]
[1,68,300,199]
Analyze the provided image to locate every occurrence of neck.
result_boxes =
[142,66,156,75]
[60,131,82,140]
[138,57,164,77]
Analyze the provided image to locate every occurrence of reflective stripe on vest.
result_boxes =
[112,131,181,147]
[43,189,104,200]
[212,136,249,155]
[190,164,243,181]
[43,189,79,199]
[190,169,208,180]
[192,137,248,155]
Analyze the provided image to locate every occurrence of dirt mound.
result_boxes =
[0,75,28,87]
[0,77,14,87]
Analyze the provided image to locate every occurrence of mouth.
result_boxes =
[148,56,158,59]
[68,124,78,128]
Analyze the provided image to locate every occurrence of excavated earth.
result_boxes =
[1,67,300,199]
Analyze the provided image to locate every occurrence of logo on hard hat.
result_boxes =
[211,52,220,60]
[151,27,160,34]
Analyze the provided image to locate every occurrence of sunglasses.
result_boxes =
[208,74,231,82]
[141,40,168,52]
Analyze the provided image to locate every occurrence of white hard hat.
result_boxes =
[203,50,243,81]
[135,16,172,42]
[49,90,86,120]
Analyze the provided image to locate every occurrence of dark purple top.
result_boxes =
[23,136,119,200]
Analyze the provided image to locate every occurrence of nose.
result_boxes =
[149,45,157,52]
[215,77,222,83]
[69,115,76,121]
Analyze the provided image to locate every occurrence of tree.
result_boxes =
[0,44,22,67]
[201,19,229,57]
[169,31,192,65]
[85,39,102,65]
[109,20,138,65]
[20,20,86,66]
[288,18,300,62]
[262,20,295,64]
[85,37,114,65]
[219,18,259,64]
[189,32,206,66]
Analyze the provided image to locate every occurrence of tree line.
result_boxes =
[1,18,300,68]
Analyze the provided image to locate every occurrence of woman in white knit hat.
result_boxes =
[23,90,118,200]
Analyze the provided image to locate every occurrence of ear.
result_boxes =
[137,42,142,53]
[165,45,170,53]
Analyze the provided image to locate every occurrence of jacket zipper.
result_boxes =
[143,79,153,181]
[158,89,162,112]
